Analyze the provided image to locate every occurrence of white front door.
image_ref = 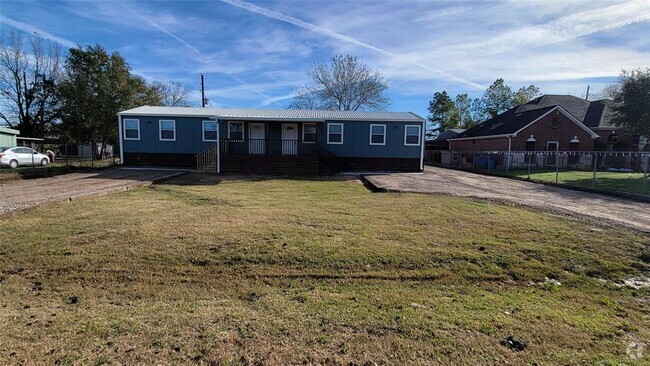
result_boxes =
[282,123,298,155]
[249,123,265,155]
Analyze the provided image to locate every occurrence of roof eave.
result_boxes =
[448,133,514,141]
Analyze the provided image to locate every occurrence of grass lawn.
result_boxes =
[0,174,648,365]
[509,169,649,196]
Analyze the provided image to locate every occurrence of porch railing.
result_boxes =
[195,144,217,170]
[220,138,318,157]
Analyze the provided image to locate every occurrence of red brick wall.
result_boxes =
[449,138,509,151]
[449,110,596,152]
[513,111,595,151]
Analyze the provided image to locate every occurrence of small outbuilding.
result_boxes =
[0,126,19,147]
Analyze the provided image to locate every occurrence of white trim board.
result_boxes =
[327,123,344,144]
[369,124,386,146]
[202,120,219,142]
[404,125,422,146]
[123,118,140,141]
[159,119,176,141]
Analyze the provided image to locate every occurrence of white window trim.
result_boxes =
[327,123,344,145]
[159,119,176,141]
[369,124,386,146]
[123,119,140,141]
[202,120,218,142]
[404,125,421,146]
[547,141,559,151]
[302,123,317,144]
[228,121,244,141]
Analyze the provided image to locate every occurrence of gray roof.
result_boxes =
[0,126,20,135]
[433,129,465,141]
[516,95,615,129]
[118,106,425,122]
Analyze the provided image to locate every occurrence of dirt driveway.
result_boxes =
[0,168,187,215]
[365,166,650,233]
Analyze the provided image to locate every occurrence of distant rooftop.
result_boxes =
[118,106,425,122]
[453,94,614,140]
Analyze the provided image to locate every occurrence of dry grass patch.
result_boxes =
[0,174,648,365]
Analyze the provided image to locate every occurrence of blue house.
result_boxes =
[117,106,425,175]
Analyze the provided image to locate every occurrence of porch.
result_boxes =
[196,138,339,176]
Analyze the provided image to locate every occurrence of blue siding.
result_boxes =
[121,115,423,159]
[318,121,423,158]
[121,115,216,154]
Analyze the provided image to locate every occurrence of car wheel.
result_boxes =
[41,158,48,166]
[9,160,18,169]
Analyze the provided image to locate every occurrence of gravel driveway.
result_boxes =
[365,166,650,233]
[0,168,187,215]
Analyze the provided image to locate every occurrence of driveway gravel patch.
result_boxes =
[364,166,650,233]
[0,168,188,215]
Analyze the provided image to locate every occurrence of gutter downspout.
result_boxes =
[117,114,124,165]
[420,121,425,171]
[506,135,513,174]
[209,116,221,174]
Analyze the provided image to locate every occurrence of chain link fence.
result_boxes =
[0,141,117,180]
[425,150,650,197]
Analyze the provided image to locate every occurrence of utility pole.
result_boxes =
[585,84,590,100]
[201,74,206,108]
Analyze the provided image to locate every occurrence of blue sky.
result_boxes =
[1,0,649,118]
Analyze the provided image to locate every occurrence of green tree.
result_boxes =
[479,78,513,118]
[427,91,459,137]
[455,93,477,129]
[512,85,541,106]
[611,68,650,137]
[289,54,390,111]
[58,45,160,158]
[474,79,540,119]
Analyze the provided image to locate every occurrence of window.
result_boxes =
[404,125,421,146]
[369,124,386,145]
[525,141,536,151]
[123,119,140,140]
[302,123,317,143]
[327,123,343,144]
[203,121,218,142]
[159,120,176,141]
[569,136,580,151]
[229,121,244,141]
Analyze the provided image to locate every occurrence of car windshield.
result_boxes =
[0,147,8,153]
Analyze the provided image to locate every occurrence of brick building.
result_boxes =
[447,95,638,153]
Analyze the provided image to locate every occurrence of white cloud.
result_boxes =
[0,14,77,48]
[219,0,486,89]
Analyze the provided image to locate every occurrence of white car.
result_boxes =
[0,147,50,168]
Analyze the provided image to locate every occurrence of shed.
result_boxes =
[0,126,19,147]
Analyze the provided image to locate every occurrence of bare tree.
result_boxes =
[150,80,193,107]
[289,55,390,111]
[0,31,64,137]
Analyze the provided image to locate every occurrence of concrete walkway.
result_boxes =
[365,166,650,232]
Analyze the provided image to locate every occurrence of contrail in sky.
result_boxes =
[220,0,486,90]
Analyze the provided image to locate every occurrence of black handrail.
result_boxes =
[220,138,318,157]
[317,144,340,175]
